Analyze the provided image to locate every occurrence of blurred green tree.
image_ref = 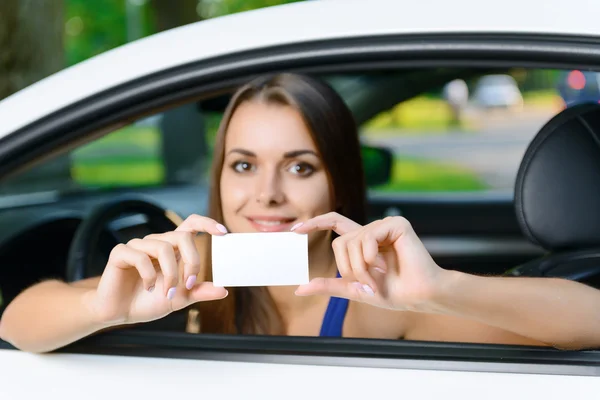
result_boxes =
[66,0,134,66]
[198,0,303,18]
[64,0,304,67]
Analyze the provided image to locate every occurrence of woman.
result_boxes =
[2,73,600,353]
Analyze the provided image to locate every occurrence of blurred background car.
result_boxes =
[556,69,600,107]
[472,74,524,110]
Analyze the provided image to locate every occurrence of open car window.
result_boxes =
[0,66,596,308]
[0,66,593,309]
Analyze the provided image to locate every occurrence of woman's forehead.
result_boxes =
[225,101,317,151]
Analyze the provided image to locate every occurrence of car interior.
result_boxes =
[1,66,599,341]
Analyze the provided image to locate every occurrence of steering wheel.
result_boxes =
[66,196,179,282]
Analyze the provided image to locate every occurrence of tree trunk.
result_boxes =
[0,0,64,100]
[150,0,200,31]
[149,0,208,185]
[0,0,67,193]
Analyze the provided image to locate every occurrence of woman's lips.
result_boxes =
[246,217,296,232]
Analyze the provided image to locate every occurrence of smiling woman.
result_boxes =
[197,73,365,334]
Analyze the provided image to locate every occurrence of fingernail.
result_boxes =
[374,267,386,274]
[290,222,303,231]
[148,285,155,293]
[216,224,228,233]
[167,287,176,300]
[186,275,197,290]
[362,284,375,296]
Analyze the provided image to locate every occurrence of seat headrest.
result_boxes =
[515,103,600,251]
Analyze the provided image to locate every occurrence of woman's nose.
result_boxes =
[255,169,285,205]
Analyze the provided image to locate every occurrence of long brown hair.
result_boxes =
[193,72,367,335]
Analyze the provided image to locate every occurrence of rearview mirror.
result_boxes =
[361,145,393,187]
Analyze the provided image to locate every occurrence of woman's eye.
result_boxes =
[288,162,314,176]
[232,161,255,173]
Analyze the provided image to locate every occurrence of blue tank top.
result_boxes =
[319,271,350,337]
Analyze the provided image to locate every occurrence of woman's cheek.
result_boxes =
[220,175,250,222]
[289,175,332,217]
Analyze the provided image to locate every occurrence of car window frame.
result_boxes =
[2,32,600,375]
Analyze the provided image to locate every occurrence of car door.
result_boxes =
[2,3,600,398]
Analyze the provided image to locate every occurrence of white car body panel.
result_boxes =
[0,0,599,138]
[1,349,599,399]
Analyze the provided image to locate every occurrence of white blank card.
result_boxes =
[211,232,309,287]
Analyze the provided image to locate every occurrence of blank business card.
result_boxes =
[211,232,309,287]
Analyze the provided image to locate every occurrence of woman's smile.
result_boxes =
[246,215,297,232]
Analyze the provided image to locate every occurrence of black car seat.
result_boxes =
[506,102,600,289]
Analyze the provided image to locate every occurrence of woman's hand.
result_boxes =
[89,215,229,326]
[292,213,446,312]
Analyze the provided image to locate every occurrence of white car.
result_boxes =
[472,74,524,109]
[1,0,600,398]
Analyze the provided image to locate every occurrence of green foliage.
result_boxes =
[375,157,487,192]
[201,0,303,17]
[65,0,127,65]
[71,125,164,187]
[65,0,304,66]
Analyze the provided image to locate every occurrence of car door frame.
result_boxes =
[2,32,600,383]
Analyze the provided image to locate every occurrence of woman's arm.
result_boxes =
[294,214,600,350]
[407,272,600,350]
[0,278,111,353]
[0,215,229,353]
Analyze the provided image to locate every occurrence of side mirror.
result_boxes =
[361,145,393,187]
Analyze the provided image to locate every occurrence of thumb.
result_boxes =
[295,277,375,300]
[187,282,229,304]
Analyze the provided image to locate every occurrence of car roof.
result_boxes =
[0,0,599,139]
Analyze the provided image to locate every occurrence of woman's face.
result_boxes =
[220,100,333,234]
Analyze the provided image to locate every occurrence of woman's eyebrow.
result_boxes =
[226,148,318,158]
[283,150,318,158]
[227,148,256,157]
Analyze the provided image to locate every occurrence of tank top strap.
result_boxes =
[319,271,350,337]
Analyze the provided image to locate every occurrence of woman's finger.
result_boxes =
[291,212,362,236]
[126,238,180,298]
[331,235,354,280]
[175,214,228,236]
[145,231,201,290]
[359,219,391,274]
[347,236,377,294]
[107,243,157,291]
[186,282,229,304]
[295,277,374,300]
[367,216,414,247]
